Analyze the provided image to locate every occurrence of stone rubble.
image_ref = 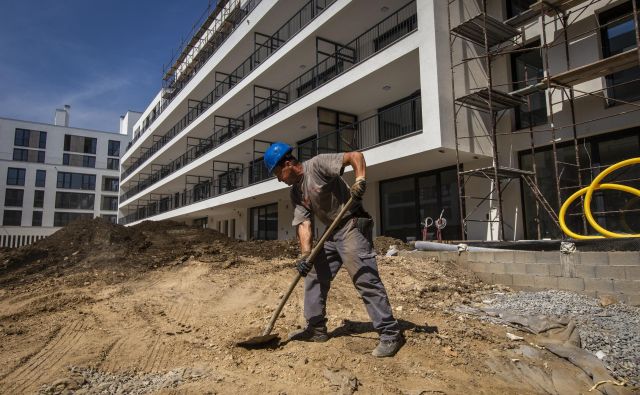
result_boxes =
[487,290,640,385]
[38,366,206,395]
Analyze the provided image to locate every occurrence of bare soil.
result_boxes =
[0,219,620,394]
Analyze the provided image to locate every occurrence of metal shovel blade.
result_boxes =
[236,333,280,348]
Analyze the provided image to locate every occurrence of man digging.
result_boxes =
[264,142,404,357]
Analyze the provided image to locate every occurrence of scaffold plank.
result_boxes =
[451,14,520,47]
[551,48,639,86]
[460,166,535,179]
[530,0,593,15]
[456,88,525,111]
[511,49,639,96]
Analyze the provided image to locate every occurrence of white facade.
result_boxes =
[119,0,640,242]
[0,108,136,247]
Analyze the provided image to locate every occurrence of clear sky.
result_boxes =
[0,1,214,132]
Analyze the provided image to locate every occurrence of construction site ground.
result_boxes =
[0,219,636,394]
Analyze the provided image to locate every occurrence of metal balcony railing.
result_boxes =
[120,1,418,200]
[212,1,418,144]
[122,0,337,177]
[119,94,422,225]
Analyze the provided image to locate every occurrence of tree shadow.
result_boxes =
[328,319,438,339]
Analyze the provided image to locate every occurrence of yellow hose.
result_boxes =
[558,157,640,239]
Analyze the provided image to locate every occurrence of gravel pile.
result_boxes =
[38,366,207,394]
[488,290,639,385]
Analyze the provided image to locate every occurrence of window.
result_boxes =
[317,108,358,154]
[193,217,208,228]
[57,172,96,190]
[378,91,422,143]
[511,41,547,129]
[7,168,26,186]
[14,129,29,147]
[296,135,317,162]
[54,212,93,227]
[3,210,22,226]
[108,140,120,156]
[101,214,117,224]
[506,0,536,19]
[64,135,97,154]
[101,195,119,211]
[33,190,44,208]
[14,128,46,149]
[5,189,24,207]
[32,211,43,227]
[520,128,640,238]
[380,167,460,241]
[248,157,269,184]
[250,203,278,240]
[102,177,119,192]
[159,196,171,212]
[193,180,211,202]
[35,170,46,188]
[107,158,119,170]
[63,153,96,168]
[13,148,45,163]
[218,169,240,193]
[55,192,95,210]
[600,1,640,104]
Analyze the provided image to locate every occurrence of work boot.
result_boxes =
[371,336,404,357]
[287,326,329,342]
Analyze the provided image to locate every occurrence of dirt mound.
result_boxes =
[0,219,305,287]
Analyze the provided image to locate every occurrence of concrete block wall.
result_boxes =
[406,250,640,306]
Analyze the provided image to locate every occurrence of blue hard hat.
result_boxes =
[264,141,293,174]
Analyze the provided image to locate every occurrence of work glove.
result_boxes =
[350,177,367,200]
[296,253,313,277]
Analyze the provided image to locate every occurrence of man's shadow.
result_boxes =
[329,319,438,339]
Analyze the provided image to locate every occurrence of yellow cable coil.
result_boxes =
[559,157,640,240]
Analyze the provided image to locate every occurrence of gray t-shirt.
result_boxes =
[290,153,363,227]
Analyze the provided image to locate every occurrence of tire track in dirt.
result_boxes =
[0,324,62,382]
[132,281,184,372]
[143,334,163,372]
[97,337,122,371]
[157,296,192,370]
[0,323,69,386]
[2,318,86,393]
[17,321,88,393]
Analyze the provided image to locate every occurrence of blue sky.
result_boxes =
[0,1,213,132]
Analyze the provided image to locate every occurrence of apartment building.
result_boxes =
[0,107,137,247]
[119,0,640,242]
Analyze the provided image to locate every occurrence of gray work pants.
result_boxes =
[304,218,400,341]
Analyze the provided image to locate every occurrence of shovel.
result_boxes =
[237,197,355,347]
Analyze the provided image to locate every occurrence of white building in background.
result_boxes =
[0,106,139,247]
[119,0,639,241]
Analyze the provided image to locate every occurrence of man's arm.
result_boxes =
[296,220,313,255]
[343,152,367,200]
[343,151,365,178]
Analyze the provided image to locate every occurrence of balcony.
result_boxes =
[120,0,418,200]
[123,0,338,177]
[119,94,422,225]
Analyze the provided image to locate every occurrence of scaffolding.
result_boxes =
[448,0,640,241]
[162,0,256,101]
